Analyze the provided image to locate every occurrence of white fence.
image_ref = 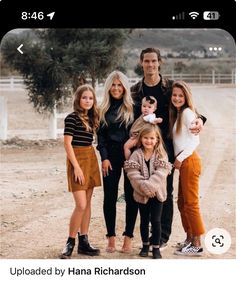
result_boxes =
[1,73,236,140]
[0,77,25,90]
[0,88,104,141]
[49,107,68,139]
[0,96,7,140]
[167,70,236,84]
[1,72,236,90]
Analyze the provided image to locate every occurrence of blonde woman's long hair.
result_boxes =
[169,80,196,136]
[73,84,100,132]
[99,70,134,127]
[136,123,167,160]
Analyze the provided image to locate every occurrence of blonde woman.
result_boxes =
[97,70,135,253]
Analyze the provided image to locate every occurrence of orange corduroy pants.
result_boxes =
[177,151,205,237]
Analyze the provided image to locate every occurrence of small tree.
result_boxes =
[1,29,130,113]
[1,31,71,113]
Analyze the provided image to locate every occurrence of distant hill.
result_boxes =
[123,29,236,76]
[124,29,236,56]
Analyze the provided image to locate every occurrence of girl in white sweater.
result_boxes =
[169,80,205,256]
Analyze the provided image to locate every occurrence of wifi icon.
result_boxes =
[189,11,199,19]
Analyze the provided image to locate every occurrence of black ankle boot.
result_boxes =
[78,234,100,256]
[60,241,75,259]
[139,244,149,257]
[152,248,162,259]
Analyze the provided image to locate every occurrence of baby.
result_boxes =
[124,96,162,160]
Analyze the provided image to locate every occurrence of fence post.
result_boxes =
[171,70,174,80]
[10,77,14,90]
[232,69,236,84]
[49,105,57,139]
[212,70,215,84]
[0,96,8,140]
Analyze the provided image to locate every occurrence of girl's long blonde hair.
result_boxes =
[73,84,99,132]
[169,80,196,136]
[99,70,134,127]
[136,123,167,159]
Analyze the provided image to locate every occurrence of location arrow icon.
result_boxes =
[46,12,55,20]
[17,44,24,54]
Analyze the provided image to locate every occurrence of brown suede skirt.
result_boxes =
[66,146,101,192]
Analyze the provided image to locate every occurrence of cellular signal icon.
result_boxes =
[189,11,199,19]
[172,12,185,20]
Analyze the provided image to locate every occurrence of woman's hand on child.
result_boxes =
[189,118,203,135]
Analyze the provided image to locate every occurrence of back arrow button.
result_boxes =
[17,44,24,54]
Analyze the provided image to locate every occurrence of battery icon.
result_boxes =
[203,11,220,20]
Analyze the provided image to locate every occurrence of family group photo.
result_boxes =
[0,28,235,260]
